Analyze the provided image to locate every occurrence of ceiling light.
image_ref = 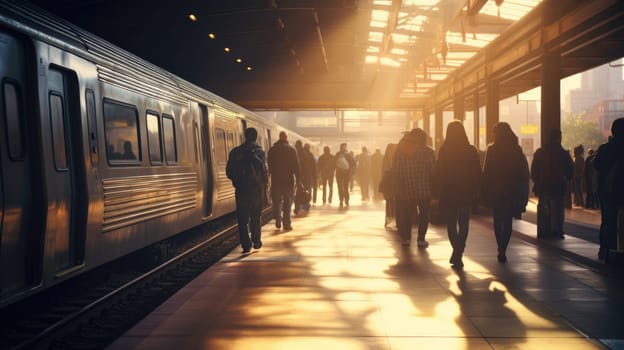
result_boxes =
[188,14,197,22]
[246,66,252,71]
[235,58,243,63]
[224,47,230,52]
[208,33,216,39]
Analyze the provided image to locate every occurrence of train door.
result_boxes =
[46,67,87,274]
[0,32,43,297]
[197,103,213,218]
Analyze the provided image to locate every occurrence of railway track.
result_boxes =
[0,209,272,350]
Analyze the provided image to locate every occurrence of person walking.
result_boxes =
[481,122,529,263]
[530,129,574,239]
[573,144,585,207]
[584,149,599,209]
[226,127,269,253]
[436,120,481,268]
[393,128,436,248]
[370,148,384,201]
[381,143,398,227]
[356,147,372,201]
[267,131,300,231]
[335,143,356,207]
[594,117,624,261]
[317,146,335,204]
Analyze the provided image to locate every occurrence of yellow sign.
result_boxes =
[521,124,539,135]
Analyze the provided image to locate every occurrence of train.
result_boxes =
[0,0,310,308]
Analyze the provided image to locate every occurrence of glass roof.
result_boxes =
[366,0,542,98]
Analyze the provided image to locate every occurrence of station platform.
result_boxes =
[108,197,624,350]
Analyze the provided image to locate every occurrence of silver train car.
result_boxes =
[0,0,309,308]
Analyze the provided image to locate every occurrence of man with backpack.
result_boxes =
[530,129,574,239]
[335,143,356,208]
[226,127,269,253]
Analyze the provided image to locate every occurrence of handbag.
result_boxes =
[378,169,397,197]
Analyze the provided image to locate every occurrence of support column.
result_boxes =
[423,110,430,137]
[486,79,499,145]
[454,95,465,121]
[473,92,480,149]
[435,108,443,150]
[541,52,561,145]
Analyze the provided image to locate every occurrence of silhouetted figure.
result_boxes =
[594,117,624,261]
[267,131,300,231]
[348,150,356,193]
[436,120,481,269]
[335,143,356,208]
[356,146,372,201]
[531,129,574,239]
[317,146,335,204]
[294,140,311,214]
[226,127,269,253]
[573,144,585,206]
[108,144,122,160]
[370,148,384,201]
[381,143,398,227]
[584,149,599,209]
[393,128,436,248]
[122,140,137,160]
[482,122,529,263]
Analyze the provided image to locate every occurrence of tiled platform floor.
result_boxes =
[108,198,624,350]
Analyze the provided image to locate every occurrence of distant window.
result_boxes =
[3,81,24,160]
[103,99,140,164]
[215,127,227,163]
[49,93,68,170]
[162,114,177,164]
[146,112,162,164]
[226,131,235,153]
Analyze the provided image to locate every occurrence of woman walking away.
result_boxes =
[436,120,481,269]
[482,122,529,263]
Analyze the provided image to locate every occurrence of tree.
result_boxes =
[561,112,606,152]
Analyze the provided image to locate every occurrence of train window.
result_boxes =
[49,93,68,170]
[162,114,177,164]
[2,80,24,160]
[103,99,141,164]
[146,112,162,164]
[214,127,227,163]
[85,89,99,165]
[226,131,235,153]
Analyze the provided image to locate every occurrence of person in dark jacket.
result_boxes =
[393,128,436,247]
[226,127,269,253]
[584,149,598,209]
[530,129,574,239]
[267,131,300,231]
[303,143,317,207]
[436,120,481,268]
[381,143,398,227]
[594,117,624,261]
[482,122,529,263]
[573,144,585,207]
[356,147,372,201]
[317,146,335,204]
[370,148,384,201]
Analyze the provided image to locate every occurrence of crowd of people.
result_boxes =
[226,117,623,266]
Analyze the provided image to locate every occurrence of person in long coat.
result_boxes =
[381,143,398,227]
[482,122,529,263]
[436,120,481,268]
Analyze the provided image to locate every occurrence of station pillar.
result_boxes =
[435,108,443,150]
[473,92,480,149]
[541,52,561,145]
[485,79,499,145]
[454,95,465,121]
